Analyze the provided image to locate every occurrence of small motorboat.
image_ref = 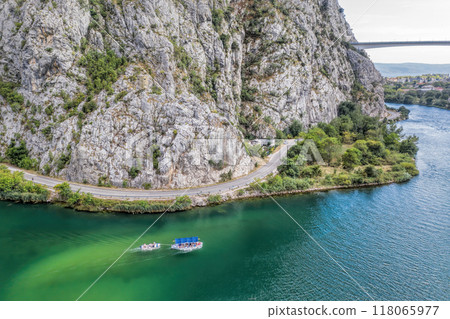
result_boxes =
[171,236,203,252]
[140,242,161,251]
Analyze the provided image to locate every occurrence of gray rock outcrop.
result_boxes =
[0,0,385,188]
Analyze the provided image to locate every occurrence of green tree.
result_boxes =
[400,162,419,176]
[82,100,97,114]
[278,158,300,178]
[305,127,328,144]
[364,165,380,178]
[6,140,29,166]
[54,182,73,201]
[332,115,354,134]
[399,136,419,157]
[128,166,141,179]
[211,9,224,32]
[18,157,38,170]
[318,122,338,137]
[318,137,341,164]
[285,120,303,137]
[79,49,127,94]
[287,142,303,159]
[398,106,411,118]
[338,101,359,116]
[207,194,222,204]
[275,129,286,139]
[0,81,24,106]
[353,140,370,164]
[299,165,322,178]
[342,148,362,169]
[366,140,386,158]
[173,195,192,210]
[384,132,400,151]
[0,165,49,201]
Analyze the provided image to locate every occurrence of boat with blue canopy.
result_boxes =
[171,236,203,251]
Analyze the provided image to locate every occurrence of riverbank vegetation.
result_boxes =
[0,165,49,202]
[0,166,194,212]
[53,182,192,213]
[248,102,419,194]
[384,83,450,110]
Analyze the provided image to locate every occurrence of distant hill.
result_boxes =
[375,63,450,77]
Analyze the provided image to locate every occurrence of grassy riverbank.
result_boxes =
[0,165,49,203]
[53,182,192,213]
[0,166,193,213]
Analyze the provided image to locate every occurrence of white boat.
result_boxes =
[140,242,161,251]
[171,237,203,252]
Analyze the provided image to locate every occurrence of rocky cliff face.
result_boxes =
[0,0,385,188]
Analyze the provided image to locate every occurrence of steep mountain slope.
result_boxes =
[0,0,385,188]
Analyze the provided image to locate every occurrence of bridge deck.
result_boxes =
[350,41,450,49]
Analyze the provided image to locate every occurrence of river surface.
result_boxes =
[0,104,448,301]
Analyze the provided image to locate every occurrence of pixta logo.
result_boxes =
[294,139,325,166]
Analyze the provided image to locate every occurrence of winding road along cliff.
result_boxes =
[5,141,296,200]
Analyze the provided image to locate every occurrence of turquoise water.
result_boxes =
[0,104,448,301]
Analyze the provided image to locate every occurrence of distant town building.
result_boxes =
[419,85,434,91]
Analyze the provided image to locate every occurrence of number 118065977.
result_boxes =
[373,305,439,316]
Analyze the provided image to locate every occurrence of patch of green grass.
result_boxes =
[143,182,152,190]
[151,85,162,95]
[128,166,140,179]
[97,175,112,187]
[211,9,224,32]
[220,170,232,182]
[82,100,97,114]
[63,92,86,110]
[114,90,128,102]
[152,145,161,171]
[189,71,205,96]
[171,39,192,70]
[207,194,222,204]
[56,151,71,172]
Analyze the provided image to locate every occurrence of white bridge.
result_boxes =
[350,41,450,50]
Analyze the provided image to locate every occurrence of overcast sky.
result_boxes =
[339,0,450,64]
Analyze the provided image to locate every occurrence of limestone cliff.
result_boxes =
[0,0,385,188]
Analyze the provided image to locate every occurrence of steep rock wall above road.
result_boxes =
[0,0,385,188]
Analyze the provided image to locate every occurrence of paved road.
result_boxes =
[6,140,296,199]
